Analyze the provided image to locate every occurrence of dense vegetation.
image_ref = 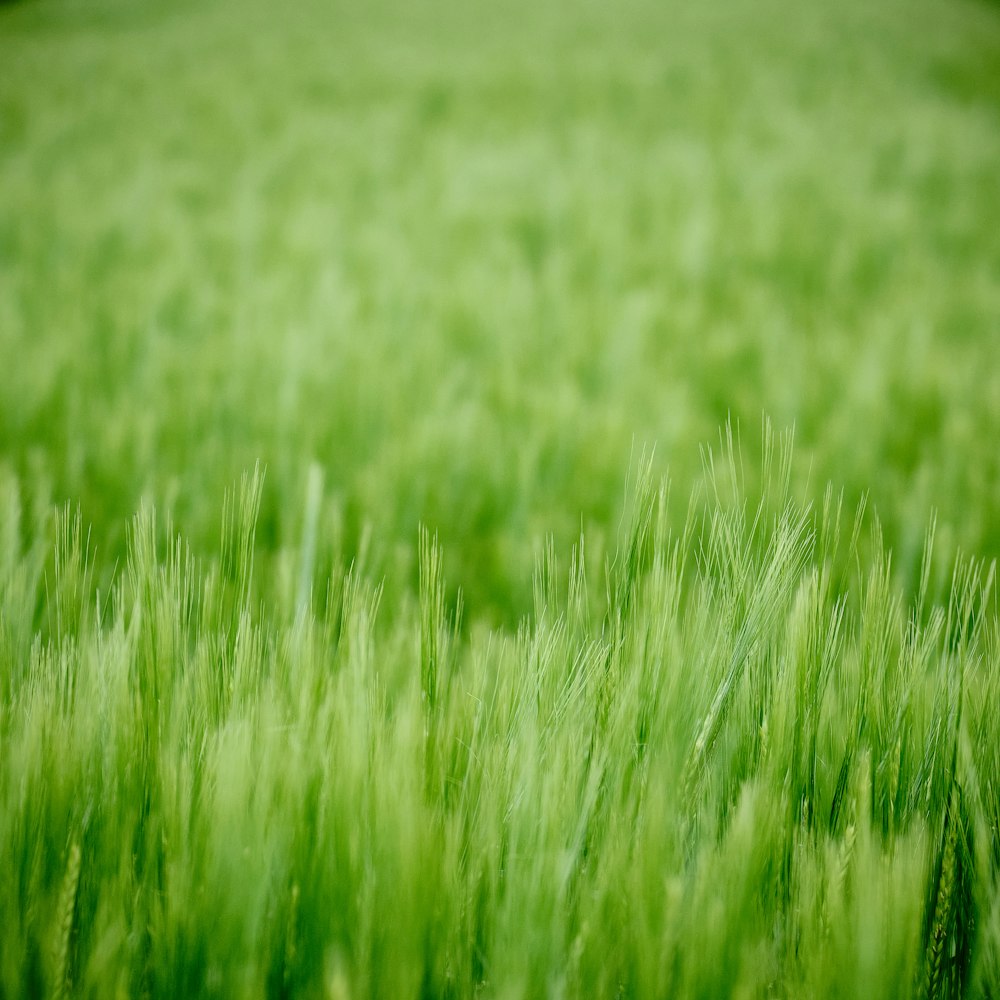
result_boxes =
[1,0,999,995]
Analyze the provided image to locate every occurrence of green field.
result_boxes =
[2,0,1000,994]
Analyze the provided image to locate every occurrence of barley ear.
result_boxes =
[925,813,957,1000]
[837,822,856,894]
[52,842,81,1000]
[922,782,975,1000]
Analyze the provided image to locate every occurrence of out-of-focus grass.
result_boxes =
[2,0,1000,620]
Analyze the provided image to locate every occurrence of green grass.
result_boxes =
[2,0,1000,994]
[2,448,999,997]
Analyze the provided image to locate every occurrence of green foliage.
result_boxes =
[0,444,998,997]
[2,0,1000,993]
[2,0,1000,621]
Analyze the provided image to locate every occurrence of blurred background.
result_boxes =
[1,0,999,623]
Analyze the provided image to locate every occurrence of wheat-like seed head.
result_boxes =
[925,812,958,1000]
[837,823,856,893]
[52,841,81,1000]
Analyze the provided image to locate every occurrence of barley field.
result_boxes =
[1,0,1000,995]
